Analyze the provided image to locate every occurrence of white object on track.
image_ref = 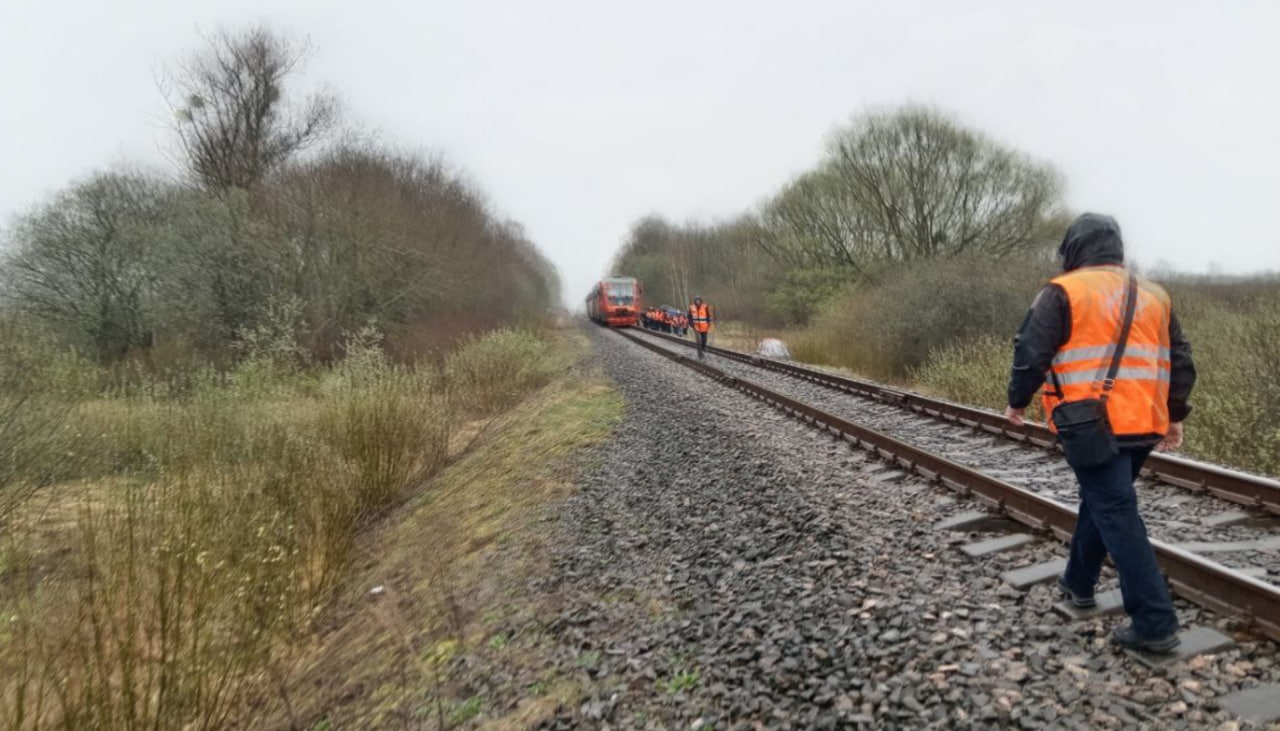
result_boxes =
[756,338,791,360]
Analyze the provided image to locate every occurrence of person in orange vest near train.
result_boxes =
[1004,213,1196,654]
[688,295,714,359]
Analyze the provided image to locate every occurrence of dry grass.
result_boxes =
[705,321,788,354]
[445,329,560,418]
[0,327,564,729]
[1170,291,1280,475]
[904,279,1280,476]
[911,333,1046,424]
[246,332,623,729]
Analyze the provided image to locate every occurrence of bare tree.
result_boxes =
[824,106,1063,262]
[2,172,170,360]
[166,26,338,191]
[758,170,873,272]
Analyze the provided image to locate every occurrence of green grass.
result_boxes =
[663,669,700,694]
[448,695,484,725]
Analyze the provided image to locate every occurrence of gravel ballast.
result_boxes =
[625,328,1280,582]
[535,326,1280,730]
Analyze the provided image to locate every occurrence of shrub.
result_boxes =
[911,334,1048,423]
[445,329,557,417]
[791,254,1052,378]
[1173,293,1280,475]
[5,446,351,730]
[912,333,1011,411]
[317,368,448,518]
[0,389,65,526]
[765,268,853,326]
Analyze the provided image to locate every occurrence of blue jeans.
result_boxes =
[1062,445,1179,638]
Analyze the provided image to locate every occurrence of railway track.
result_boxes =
[611,326,1280,645]
[635,327,1280,516]
[629,327,1280,583]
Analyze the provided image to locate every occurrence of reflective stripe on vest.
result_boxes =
[1052,344,1171,366]
[1041,266,1173,437]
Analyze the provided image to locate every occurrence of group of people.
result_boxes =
[640,296,715,358]
[641,306,689,335]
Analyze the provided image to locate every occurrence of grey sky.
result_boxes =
[3,1,1278,307]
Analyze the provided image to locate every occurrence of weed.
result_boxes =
[449,695,484,725]
[664,669,700,694]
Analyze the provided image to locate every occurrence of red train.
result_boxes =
[586,277,643,326]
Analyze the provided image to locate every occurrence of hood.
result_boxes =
[1058,213,1125,271]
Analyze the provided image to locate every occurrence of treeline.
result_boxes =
[612,106,1065,325]
[0,27,559,365]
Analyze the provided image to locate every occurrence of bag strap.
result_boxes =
[1100,273,1139,402]
[1047,272,1138,401]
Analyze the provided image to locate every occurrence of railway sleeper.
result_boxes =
[971,532,1243,669]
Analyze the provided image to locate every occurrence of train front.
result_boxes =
[601,277,640,326]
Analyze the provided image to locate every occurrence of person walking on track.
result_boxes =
[688,295,714,359]
[1004,213,1196,654]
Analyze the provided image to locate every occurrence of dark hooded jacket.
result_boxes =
[1006,214,1196,441]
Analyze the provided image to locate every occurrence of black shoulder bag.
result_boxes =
[1049,274,1138,470]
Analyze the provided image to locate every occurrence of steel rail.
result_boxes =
[635,327,1280,516]
[614,326,1280,642]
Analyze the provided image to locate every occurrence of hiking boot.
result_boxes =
[1111,625,1180,654]
[1057,577,1097,609]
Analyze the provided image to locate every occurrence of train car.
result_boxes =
[586,276,643,327]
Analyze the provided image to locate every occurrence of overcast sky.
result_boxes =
[2,1,1278,305]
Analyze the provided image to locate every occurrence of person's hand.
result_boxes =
[1005,406,1025,427]
[1157,421,1184,452]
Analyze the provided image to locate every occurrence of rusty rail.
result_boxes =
[635,327,1280,516]
[615,327,1280,642]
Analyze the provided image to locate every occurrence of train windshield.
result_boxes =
[605,281,635,306]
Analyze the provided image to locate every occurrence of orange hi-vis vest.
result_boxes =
[690,303,711,333]
[1041,265,1173,438]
